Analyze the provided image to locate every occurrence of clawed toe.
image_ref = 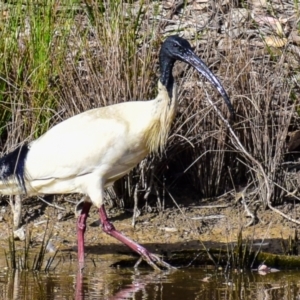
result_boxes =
[134,253,176,271]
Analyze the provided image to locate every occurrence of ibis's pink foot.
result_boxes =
[99,205,175,271]
[77,201,92,269]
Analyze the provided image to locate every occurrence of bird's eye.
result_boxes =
[173,43,178,47]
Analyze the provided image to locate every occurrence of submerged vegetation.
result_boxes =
[5,221,59,271]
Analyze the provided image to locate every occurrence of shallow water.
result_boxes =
[1,257,300,300]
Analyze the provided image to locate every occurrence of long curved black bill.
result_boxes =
[183,49,235,120]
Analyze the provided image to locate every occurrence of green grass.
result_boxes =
[0,1,81,141]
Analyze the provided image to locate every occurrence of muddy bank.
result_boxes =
[0,196,299,269]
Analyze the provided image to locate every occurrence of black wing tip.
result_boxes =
[0,144,29,193]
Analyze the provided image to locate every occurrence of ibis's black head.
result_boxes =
[159,35,235,119]
[159,35,193,62]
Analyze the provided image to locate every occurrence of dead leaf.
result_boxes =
[264,36,287,48]
[252,15,284,36]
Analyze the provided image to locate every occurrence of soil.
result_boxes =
[0,195,298,266]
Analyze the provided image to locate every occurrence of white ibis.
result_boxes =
[0,35,234,270]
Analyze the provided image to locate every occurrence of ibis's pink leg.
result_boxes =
[75,270,84,300]
[77,201,92,268]
[99,205,175,271]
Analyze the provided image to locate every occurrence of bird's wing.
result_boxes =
[25,104,148,183]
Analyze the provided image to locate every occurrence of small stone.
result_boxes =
[14,227,26,241]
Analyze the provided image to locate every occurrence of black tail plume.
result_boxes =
[0,144,29,193]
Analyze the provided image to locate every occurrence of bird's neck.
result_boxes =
[159,58,175,99]
[144,81,177,154]
[143,56,177,154]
